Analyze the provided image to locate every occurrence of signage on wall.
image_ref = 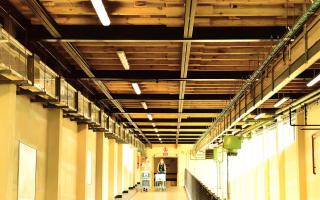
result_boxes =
[163,147,168,156]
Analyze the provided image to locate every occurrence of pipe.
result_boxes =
[195,0,320,152]
[276,87,320,116]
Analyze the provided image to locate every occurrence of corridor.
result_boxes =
[1,0,320,200]
[131,187,188,200]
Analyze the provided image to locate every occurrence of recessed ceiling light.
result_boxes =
[131,83,141,95]
[155,128,158,133]
[254,113,266,120]
[152,123,156,127]
[117,51,130,70]
[307,74,320,87]
[141,101,148,110]
[147,114,153,121]
[91,0,110,26]
[274,97,289,108]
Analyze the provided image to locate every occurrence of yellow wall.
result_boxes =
[0,83,132,200]
[59,114,78,200]
[225,101,320,200]
[298,102,320,200]
[0,84,49,200]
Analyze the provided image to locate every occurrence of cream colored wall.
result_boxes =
[0,84,49,200]
[59,117,78,200]
[298,102,320,200]
[16,93,49,200]
[0,84,114,200]
[145,144,193,187]
[224,101,320,200]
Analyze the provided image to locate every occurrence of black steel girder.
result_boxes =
[72,70,253,80]
[31,25,287,41]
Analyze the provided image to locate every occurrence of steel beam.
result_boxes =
[72,70,253,80]
[31,25,287,42]
[100,93,303,101]
[111,108,222,114]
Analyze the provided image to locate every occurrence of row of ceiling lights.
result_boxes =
[90,1,320,142]
[132,79,161,142]
[112,40,162,142]
[254,74,320,122]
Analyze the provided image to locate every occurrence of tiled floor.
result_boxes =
[130,187,189,200]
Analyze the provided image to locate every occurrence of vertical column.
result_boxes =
[108,139,116,200]
[0,84,17,200]
[116,144,124,197]
[123,144,130,193]
[136,151,141,185]
[46,108,63,200]
[77,125,97,200]
[96,133,109,200]
[132,148,137,188]
[297,111,307,200]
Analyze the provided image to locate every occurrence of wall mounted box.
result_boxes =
[55,78,77,110]
[91,104,101,126]
[223,135,242,150]
[23,55,59,100]
[0,28,32,82]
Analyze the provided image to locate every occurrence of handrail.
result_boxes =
[184,169,219,200]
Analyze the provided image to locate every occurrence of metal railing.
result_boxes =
[185,169,219,200]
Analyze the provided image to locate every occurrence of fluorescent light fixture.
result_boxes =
[242,123,250,129]
[254,113,266,120]
[91,0,111,26]
[232,129,240,134]
[147,114,153,121]
[141,101,148,110]
[116,51,130,70]
[274,97,289,108]
[152,123,156,127]
[131,83,141,95]
[307,74,320,87]
[155,128,158,133]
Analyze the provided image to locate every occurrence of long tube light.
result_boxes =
[274,97,289,108]
[141,101,148,110]
[232,129,240,134]
[254,113,266,120]
[91,0,111,26]
[242,123,250,129]
[147,114,153,121]
[307,74,320,87]
[117,51,130,70]
[131,83,141,95]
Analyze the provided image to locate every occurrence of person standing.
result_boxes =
[156,159,167,190]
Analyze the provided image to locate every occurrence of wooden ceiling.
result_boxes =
[7,0,319,144]
[11,0,304,26]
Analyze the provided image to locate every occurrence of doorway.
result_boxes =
[154,157,178,187]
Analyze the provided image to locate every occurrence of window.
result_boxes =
[278,120,295,152]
